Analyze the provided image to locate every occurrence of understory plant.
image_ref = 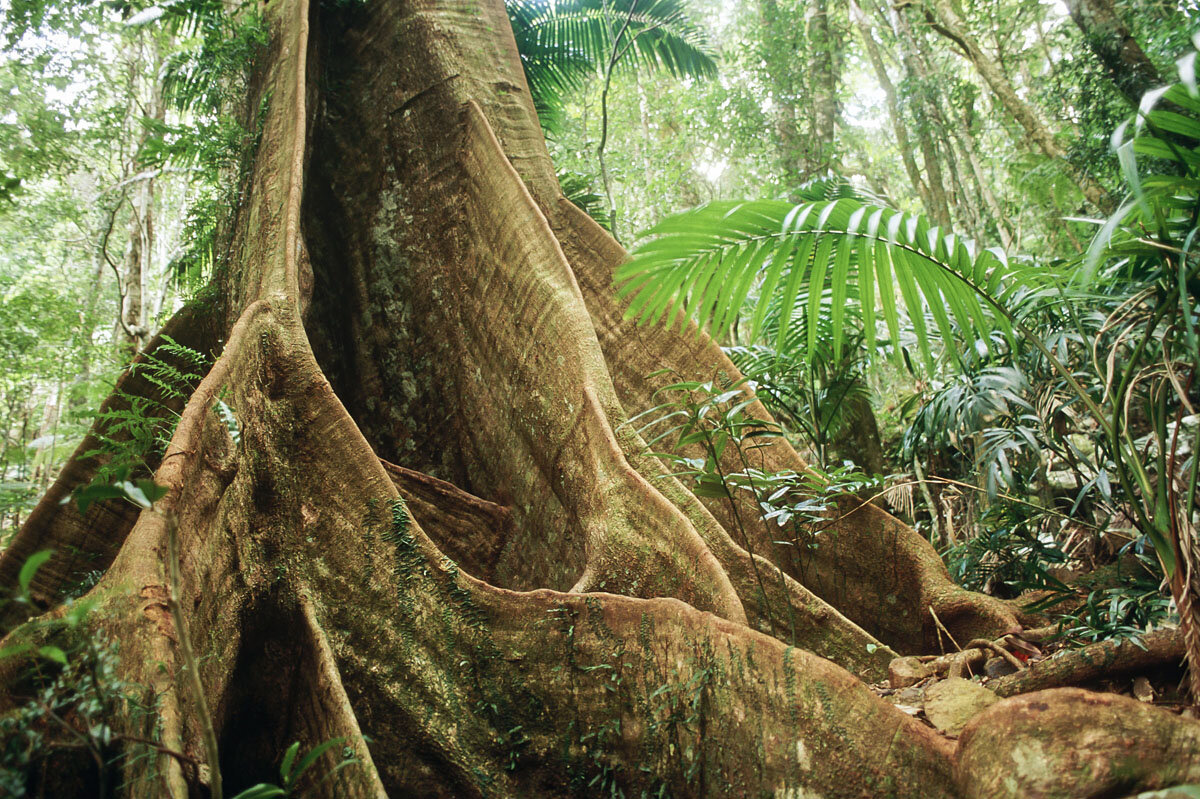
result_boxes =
[616,47,1200,685]
[630,372,881,627]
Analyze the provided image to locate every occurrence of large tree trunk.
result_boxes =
[3,1,1198,796]
[1065,0,1163,106]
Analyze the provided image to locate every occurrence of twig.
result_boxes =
[929,607,961,653]
[966,638,1026,672]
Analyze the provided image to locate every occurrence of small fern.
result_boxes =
[82,337,210,483]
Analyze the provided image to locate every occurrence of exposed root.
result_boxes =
[991,628,1185,698]
[381,459,514,580]
[955,688,1200,798]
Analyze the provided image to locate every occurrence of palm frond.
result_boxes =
[506,0,717,129]
[558,169,612,231]
[617,198,1020,371]
[1083,78,1200,286]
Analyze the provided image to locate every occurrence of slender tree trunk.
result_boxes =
[852,0,933,214]
[2,1,1199,796]
[119,34,166,355]
[888,3,954,228]
[756,0,807,189]
[925,0,1116,212]
[808,0,840,170]
[757,0,841,188]
[953,99,1016,249]
[1065,0,1163,106]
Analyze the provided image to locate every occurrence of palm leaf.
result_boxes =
[506,0,717,130]
[617,198,1018,369]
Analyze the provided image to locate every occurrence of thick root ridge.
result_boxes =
[955,688,1200,798]
[382,458,515,581]
[0,301,221,626]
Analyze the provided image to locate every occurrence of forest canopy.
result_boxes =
[1,0,1199,797]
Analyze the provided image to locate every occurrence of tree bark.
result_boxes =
[756,0,840,188]
[808,0,840,170]
[887,2,954,228]
[117,32,167,355]
[2,1,1199,796]
[1065,0,1163,106]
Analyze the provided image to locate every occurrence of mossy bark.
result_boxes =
[2,0,1199,796]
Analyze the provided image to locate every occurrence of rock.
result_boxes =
[984,655,1018,679]
[956,688,1200,799]
[924,677,999,735]
[889,656,930,688]
[895,685,925,706]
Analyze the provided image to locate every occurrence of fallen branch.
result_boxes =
[990,627,1184,697]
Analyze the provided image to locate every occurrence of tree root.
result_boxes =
[956,688,1200,798]
[991,628,1185,698]
[381,459,514,581]
[0,301,221,628]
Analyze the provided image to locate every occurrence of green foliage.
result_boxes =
[617,194,1021,373]
[507,0,717,130]
[901,364,1043,500]
[726,292,874,469]
[631,372,882,633]
[0,635,129,797]
[617,37,1200,647]
[68,469,168,514]
[630,373,781,499]
[0,552,144,797]
[151,5,269,294]
[559,169,613,231]
[230,738,359,799]
[944,503,1070,599]
[80,335,208,485]
[0,551,83,666]
[1057,580,1173,646]
[1068,53,1200,580]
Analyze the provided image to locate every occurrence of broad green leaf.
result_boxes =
[19,550,54,596]
[775,237,815,352]
[288,737,347,791]
[806,237,834,356]
[38,645,68,665]
[229,785,287,799]
[280,741,302,783]
[874,241,901,362]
